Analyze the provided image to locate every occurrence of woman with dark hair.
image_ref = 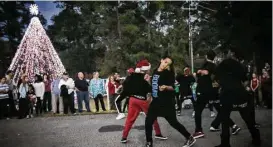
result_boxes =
[145,56,195,147]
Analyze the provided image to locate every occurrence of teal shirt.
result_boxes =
[175,84,180,93]
[89,78,105,98]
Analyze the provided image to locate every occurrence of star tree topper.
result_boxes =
[29,4,39,16]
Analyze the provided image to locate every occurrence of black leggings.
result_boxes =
[145,101,191,143]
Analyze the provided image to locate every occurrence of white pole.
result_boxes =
[183,0,196,73]
[105,79,110,111]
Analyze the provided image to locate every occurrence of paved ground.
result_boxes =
[0,108,271,147]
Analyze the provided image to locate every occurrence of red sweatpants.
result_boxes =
[122,97,162,138]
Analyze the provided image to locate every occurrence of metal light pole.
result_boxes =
[182,0,197,73]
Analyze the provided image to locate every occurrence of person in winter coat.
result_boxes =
[58,72,76,114]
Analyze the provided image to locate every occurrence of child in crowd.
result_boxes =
[250,73,260,107]
[27,84,36,118]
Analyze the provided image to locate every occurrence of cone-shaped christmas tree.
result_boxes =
[8,4,65,84]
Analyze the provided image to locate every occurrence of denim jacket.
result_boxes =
[89,78,105,98]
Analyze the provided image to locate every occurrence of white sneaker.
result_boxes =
[210,112,216,117]
[210,126,220,132]
[140,112,146,116]
[192,111,195,118]
[26,115,30,119]
[116,113,126,120]
[6,117,10,120]
[30,115,33,118]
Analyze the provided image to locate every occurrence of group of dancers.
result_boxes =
[114,49,261,147]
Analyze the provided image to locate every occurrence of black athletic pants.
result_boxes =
[145,100,191,143]
[211,102,235,128]
[122,98,129,113]
[194,92,212,132]
[115,93,127,113]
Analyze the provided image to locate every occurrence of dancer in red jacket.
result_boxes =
[120,59,167,144]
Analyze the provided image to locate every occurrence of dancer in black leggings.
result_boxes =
[214,50,260,147]
[145,56,195,147]
[209,81,241,135]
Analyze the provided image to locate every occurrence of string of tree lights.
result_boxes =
[8,4,65,84]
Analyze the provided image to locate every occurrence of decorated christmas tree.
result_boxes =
[8,4,65,84]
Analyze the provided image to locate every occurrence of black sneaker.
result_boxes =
[155,134,168,140]
[231,125,241,135]
[120,138,127,143]
[183,136,196,147]
[146,142,153,147]
[192,131,205,139]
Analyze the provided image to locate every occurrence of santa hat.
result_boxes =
[135,59,151,73]
[127,68,134,74]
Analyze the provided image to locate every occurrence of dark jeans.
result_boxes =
[63,92,75,114]
[262,88,272,108]
[94,94,106,112]
[211,102,235,128]
[0,98,10,119]
[43,92,52,112]
[145,100,191,143]
[19,98,29,118]
[219,104,260,146]
[109,94,117,110]
[252,90,260,106]
[8,90,17,116]
[77,91,90,112]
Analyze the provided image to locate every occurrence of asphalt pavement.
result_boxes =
[0,108,271,147]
